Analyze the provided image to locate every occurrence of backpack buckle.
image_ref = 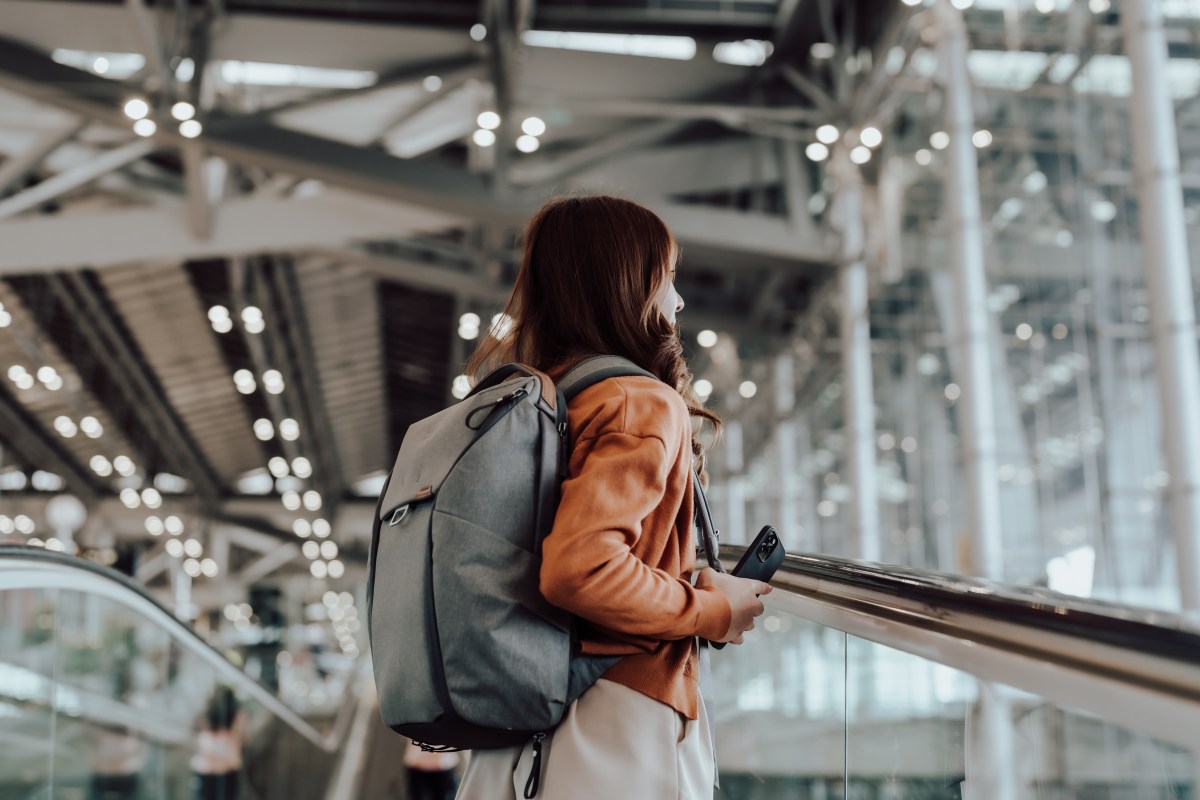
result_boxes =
[389,505,410,527]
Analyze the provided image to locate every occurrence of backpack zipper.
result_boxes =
[523,732,546,798]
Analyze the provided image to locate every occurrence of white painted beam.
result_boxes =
[0,190,454,272]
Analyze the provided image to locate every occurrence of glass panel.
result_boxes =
[714,601,1195,799]
[844,634,1193,799]
[0,586,59,798]
[713,607,847,798]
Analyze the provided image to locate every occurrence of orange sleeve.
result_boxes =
[539,430,732,643]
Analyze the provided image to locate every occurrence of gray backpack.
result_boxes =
[367,355,722,755]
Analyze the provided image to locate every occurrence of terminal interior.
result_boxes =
[0,0,1198,797]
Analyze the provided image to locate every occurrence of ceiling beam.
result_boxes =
[0,190,453,273]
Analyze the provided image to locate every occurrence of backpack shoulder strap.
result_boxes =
[557,355,654,401]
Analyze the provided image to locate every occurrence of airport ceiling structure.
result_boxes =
[0,0,1195,598]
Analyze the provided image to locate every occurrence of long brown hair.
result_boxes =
[466,195,721,475]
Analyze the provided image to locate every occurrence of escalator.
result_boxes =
[0,546,402,800]
[4,542,1199,799]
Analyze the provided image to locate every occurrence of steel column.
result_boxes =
[831,152,881,562]
[937,2,1003,581]
[1121,0,1200,611]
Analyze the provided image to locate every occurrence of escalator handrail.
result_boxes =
[720,544,1200,663]
[0,545,338,752]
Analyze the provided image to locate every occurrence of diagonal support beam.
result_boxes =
[0,139,155,221]
[0,117,88,195]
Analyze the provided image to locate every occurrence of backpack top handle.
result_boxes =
[465,363,558,411]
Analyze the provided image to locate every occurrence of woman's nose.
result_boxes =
[675,295,685,313]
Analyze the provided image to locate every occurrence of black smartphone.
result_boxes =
[711,525,785,651]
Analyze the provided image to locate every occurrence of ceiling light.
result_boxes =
[241,306,263,323]
[697,330,718,348]
[1015,323,1034,341]
[179,120,202,138]
[303,490,322,511]
[694,379,713,399]
[313,518,331,538]
[850,145,872,164]
[124,98,149,120]
[146,516,164,535]
[423,75,442,92]
[522,117,546,136]
[1091,199,1117,222]
[165,538,184,557]
[201,558,218,577]
[175,58,195,82]
[141,487,162,509]
[1055,230,1074,248]
[930,131,950,150]
[262,369,283,387]
[184,538,203,558]
[491,313,514,338]
[94,57,110,74]
[944,383,962,401]
[470,23,487,41]
[472,129,496,147]
[212,316,233,334]
[279,419,300,440]
[208,305,230,322]
[268,457,289,478]
[328,560,345,579]
[292,457,312,479]
[302,540,321,560]
[80,416,102,437]
[459,312,480,329]
[311,561,328,579]
[293,519,312,538]
[171,102,196,121]
[860,126,883,148]
[516,135,540,153]
[254,419,274,441]
[90,455,113,477]
[14,374,33,390]
[738,381,758,399]
[713,39,774,67]
[810,42,835,60]
[915,148,932,165]
[0,516,14,535]
[133,118,157,137]
[7,366,26,382]
[972,129,993,148]
[815,124,840,145]
[165,515,184,535]
[0,310,10,327]
[120,487,141,509]
[804,142,829,162]
[113,455,135,476]
[320,541,338,559]
[37,366,57,384]
[184,558,202,577]
[282,491,301,511]
[233,369,256,393]
[477,111,501,130]
[1023,170,1048,193]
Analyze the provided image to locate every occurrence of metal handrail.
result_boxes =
[0,546,338,752]
[719,544,1200,748]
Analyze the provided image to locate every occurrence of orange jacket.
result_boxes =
[539,375,732,719]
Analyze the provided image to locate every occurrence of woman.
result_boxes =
[190,686,245,800]
[456,196,770,799]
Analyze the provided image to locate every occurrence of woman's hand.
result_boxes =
[696,569,771,645]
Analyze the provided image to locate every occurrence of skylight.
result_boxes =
[712,40,773,67]
[521,30,696,61]
[218,60,377,89]
[51,49,145,79]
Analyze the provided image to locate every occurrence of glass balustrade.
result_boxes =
[713,604,1195,799]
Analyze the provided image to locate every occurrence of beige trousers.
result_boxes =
[455,679,714,800]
